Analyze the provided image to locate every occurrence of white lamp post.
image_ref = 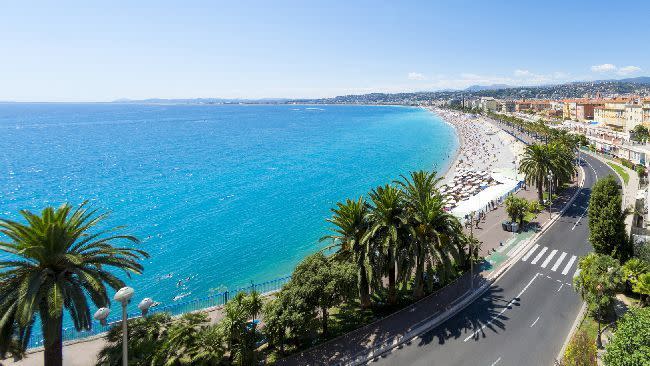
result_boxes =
[547,171,554,219]
[93,307,111,326]
[114,287,134,366]
[138,298,154,316]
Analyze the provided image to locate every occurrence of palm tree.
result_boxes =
[154,312,225,366]
[220,292,261,365]
[365,184,407,305]
[623,258,650,293]
[98,313,172,366]
[519,144,554,202]
[0,202,149,366]
[320,197,371,308]
[397,171,464,298]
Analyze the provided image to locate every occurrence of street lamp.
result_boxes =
[114,287,134,366]
[138,297,154,316]
[93,307,110,326]
[596,283,604,349]
[469,212,475,291]
[547,171,554,219]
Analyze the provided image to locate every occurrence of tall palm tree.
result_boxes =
[549,142,577,187]
[0,202,148,366]
[365,184,407,305]
[519,144,554,202]
[397,171,464,298]
[320,197,372,308]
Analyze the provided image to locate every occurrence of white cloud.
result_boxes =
[591,63,617,72]
[617,65,641,76]
[407,72,426,80]
[514,69,532,77]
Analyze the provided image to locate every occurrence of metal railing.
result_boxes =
[26,275,291,349]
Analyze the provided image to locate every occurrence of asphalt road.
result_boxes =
[372,154,618,366]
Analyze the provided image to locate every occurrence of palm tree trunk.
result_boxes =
[358,266,371,308]
[537,179,544,203]
[41,313,63,366]
[388,249,397,305]
[413,246,425,298]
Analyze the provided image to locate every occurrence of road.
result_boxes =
[372,154,618,366]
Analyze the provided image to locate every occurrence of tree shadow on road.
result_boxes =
[416,283,517,346]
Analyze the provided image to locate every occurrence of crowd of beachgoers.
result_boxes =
[428,107,526,211]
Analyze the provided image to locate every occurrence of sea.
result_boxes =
[0,103,457,312]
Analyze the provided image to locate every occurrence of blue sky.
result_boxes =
[1,0,648,101]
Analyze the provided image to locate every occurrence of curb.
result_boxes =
[351,281,491,365]
[556,302,588,362]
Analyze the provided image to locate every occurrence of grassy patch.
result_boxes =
[577,312,600,340]
[607,162,630,184]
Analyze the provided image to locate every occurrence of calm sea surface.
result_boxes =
[0,103,457,309]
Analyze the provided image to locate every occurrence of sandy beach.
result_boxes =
[427,107,526,216]
[430,107,523,182]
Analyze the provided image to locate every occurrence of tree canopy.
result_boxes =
[588,175,631,261]
[573,253,623,319]
[603,307,650,366]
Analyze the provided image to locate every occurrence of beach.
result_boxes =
[428,107,526,216]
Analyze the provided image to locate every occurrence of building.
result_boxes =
[562,99,604,121]
[515,100,551,113]
[626,104,644,131]
[498,100,515,113]
[479,97,497,112]
[594,98,630,130]
[643,99,650,127]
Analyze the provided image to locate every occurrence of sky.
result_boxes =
[1,0,649,101]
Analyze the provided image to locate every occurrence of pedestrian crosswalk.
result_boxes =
[521,245,579,276]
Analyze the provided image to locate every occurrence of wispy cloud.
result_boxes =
[617,65,642,76]
[590,63,641,76]
[590,63,617,72]
[407,72,426,81]
[514,69,532,77]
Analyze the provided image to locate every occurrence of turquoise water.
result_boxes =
[0,103,457,309]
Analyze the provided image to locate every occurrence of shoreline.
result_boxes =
[423,107,465,183]
[426,107,525,214]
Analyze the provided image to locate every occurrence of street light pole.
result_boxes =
[114,287,135,366]
[469,211,475,291]
[547,171,554,219]
[596,283,603,349]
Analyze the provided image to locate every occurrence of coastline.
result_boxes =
[423,107,464,183]
[426,107,525,215]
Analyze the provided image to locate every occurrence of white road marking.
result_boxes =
[507,240,529,258]
[464,274,538,342]
[574,268,581,278]
[530,247,548,265]
[557,283,564,292]
[551,252,567,271]
[530,316,540,327]
[571,209,588,230]
[541,249,557,268]
[521,244,539,261]
[491,357,502,366]
[562,255,577,275]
